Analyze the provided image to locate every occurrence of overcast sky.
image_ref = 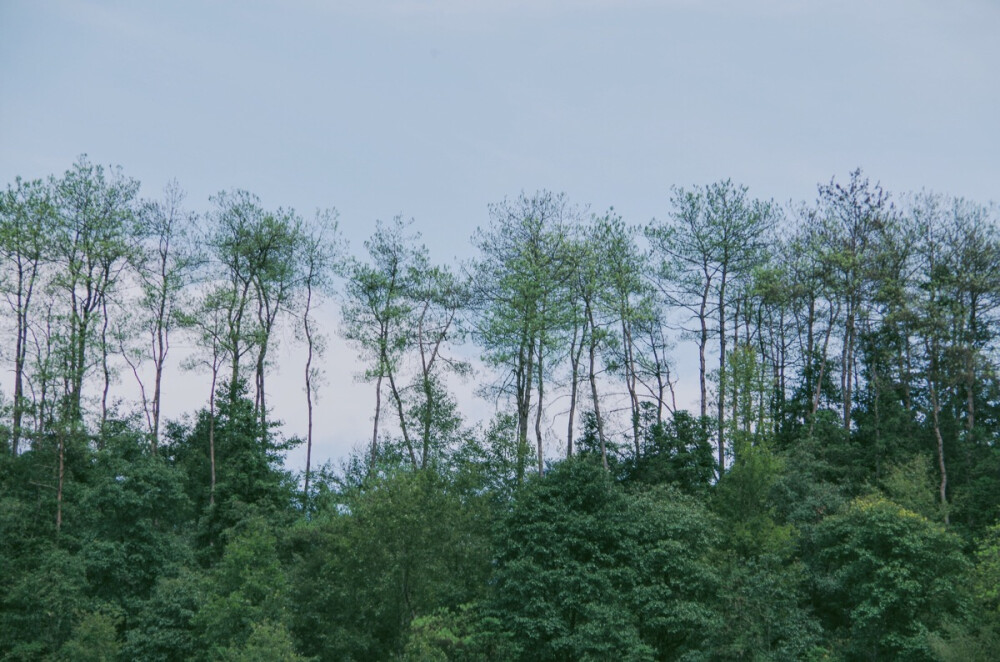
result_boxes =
[2,0,998,468]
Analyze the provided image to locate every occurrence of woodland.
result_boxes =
[2,156,1000,660]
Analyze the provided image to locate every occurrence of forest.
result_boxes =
[1,156,1000,660]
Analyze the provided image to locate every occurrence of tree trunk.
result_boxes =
[100,296,111,439]
[56,430,65,533]
[209,368,218,505]
[586,303,608,471]
[303,283,314,508]
[535,341,545,476]
[12,287,26,455]
[928,378,949,524]
[842,307,855,430]
[698,278,710,420]
[809,307,837,435]
[371,372,383,472]
[515,332,535,486]
[622,319,641,458]
[717,269,727,472]
[387,366,417,468]
[566,319,584,458]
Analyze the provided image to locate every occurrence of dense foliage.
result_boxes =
[2,158,999,659]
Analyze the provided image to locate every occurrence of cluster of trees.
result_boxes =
[2,157,1000,660]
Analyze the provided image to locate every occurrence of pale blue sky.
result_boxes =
[2,0,998,465]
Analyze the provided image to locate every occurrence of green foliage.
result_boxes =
[628,410,716,492]
[217,621,312,662]
[804,496,970,660]
[169,380,299,552]
[195,518,294,661]
[881,453,946,522]
[289,468,491,660]
[56,610,121,662]
[485,458,720,660]
[714,556,825,661]
[400,604,505,662]
[926,521,1000,660]
[72,421,192,611]
[769,437,848,529]
[714,443,795,557]
[122,569,207,662]
[0,548,89,660]
[5,160,1000,661]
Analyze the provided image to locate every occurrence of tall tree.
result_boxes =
[408,262,470,469]
[49,157,139,530]
[124,181,199,452]
[648,181,776,472]
[298,209,341,505]
[0,177,52,455]
[180,288,230,504]
[594,212,654,458]
[50,156,140,427]
[815,169,893,430]
[207,190,304,432]
[342,216,422,469]
[473,191,576,480]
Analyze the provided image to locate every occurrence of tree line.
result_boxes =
[2,156,1000,659]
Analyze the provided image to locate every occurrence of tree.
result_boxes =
[473,192,576,480]
[648,180,776,472]
[408,261,471,468]
[0,176,52,455]
[484,458,721,660]
[298,209,341,508]
[207,190,305,431]
[50,157,140,427]
[192,518,298,661]
[48,156,140,531]
[815,169,894,430]
[342,216,422,469]
[805,496,969,660]
[290,468,491,660]
[180,286,231,504]
[123,181,199,452]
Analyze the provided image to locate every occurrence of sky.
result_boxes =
[1,0,998,469]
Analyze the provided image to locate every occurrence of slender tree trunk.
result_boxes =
[387,366,417,468]
[966,303,977,432]
[121,336,153,437]
[535,341,545,476]
[303,283,315,508]
[421,375,433,470]
[809,307,837,435]
[100,296,111,438]
[515,332,535,486]
[371,372,383,472]
[698,280,710,419]
[731,297,740,441]
[151,330,165,454]
[928,377,949,524]
[586,303,608,470]
[668,368,678,416]
[209,367,218,505]
[12,285,27,454]
[151,249,170,451]
[650,327,668,423]
[11,259,37,455]
[622,319,641,458]
[256,344,267,435]
[843,307,855,430]
[805,295,815,400]
[717,271,727,472]
[56,430,65,533]
[566,320,584,458]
